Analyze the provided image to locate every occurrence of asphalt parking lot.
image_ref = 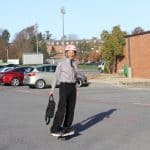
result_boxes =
[0,83,150,150]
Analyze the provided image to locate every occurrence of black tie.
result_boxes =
[70,59,74,68]
[70,59,77,79]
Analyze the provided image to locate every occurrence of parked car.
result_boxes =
[23,64,57,89]
[0,65,5,69]
[85,61,99,65]
[5,64,20,68]
[0,66,32,86]
[23,64,88,89]
[0,67,14,72]
[76,72,88,87]
[97,60,105,73]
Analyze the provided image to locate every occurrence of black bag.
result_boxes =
[45,95,56,125]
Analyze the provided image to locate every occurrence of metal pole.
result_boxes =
[127,37,131,67]
[6,49,8,63]
[35,23,39,54]
[127,36,132,78]
[61,7,66,54]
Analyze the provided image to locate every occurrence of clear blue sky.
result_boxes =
[1,0,150,41]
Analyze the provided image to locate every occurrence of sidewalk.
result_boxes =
[88,73,150,88]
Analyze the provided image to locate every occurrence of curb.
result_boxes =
[89,78,150,88]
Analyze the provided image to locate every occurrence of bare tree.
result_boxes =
[12,25,37,63]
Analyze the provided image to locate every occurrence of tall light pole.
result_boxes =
[6,48,8,63]
[60,7,66,54]
[35,23,39,54]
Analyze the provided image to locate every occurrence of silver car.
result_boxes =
[24,64,88,89]
[23,64,57,89]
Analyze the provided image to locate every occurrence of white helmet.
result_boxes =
[65,44,77,52]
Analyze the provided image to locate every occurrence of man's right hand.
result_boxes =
[49,91,54,96]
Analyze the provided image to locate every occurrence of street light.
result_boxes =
[35,23,39,54]
[60,7,66,54]
[6,48,8,63]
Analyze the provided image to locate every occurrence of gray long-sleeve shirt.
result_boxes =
[51,58,78,92]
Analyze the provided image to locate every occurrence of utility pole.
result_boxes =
[127,36,132,78]
[60,7,66,54]
[35,23,39,54]
[6,48,8,63]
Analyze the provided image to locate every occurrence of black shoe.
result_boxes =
[61,127,75,137]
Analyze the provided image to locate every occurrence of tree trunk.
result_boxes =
[112,55,117,73]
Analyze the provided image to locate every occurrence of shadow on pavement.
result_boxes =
[67,108,117,140]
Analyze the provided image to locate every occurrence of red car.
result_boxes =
[0,66,31,86]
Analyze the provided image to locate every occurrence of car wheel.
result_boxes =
[29,85,35,88]
[76,78,83,87]
[11,78,20,86]
[98,67,102,73]
[35,79,45,89]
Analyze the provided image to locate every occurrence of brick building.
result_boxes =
[46,40,82,59]
[46,38,102,59]
[117,31,150,78]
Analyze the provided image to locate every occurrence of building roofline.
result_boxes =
[125,31,150,38]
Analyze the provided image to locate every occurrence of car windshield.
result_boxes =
[25,67,34,73]
[36,65,57,72]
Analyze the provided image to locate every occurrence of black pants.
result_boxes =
[51,82,76,132]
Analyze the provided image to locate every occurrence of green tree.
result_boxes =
[101,25,126,73]
[45,31,52,40]
[50,46,57,58]
[76,40,91,63]
[39,41,49,61]
[0,29,10,61]
[2,29,10,42]
[31,32,43,53]
[89,37,102,62]
[0,37,7,61]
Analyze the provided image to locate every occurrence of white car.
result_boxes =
[23,64,88,89]
[23,64,57,89]
[98,61,105,73]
